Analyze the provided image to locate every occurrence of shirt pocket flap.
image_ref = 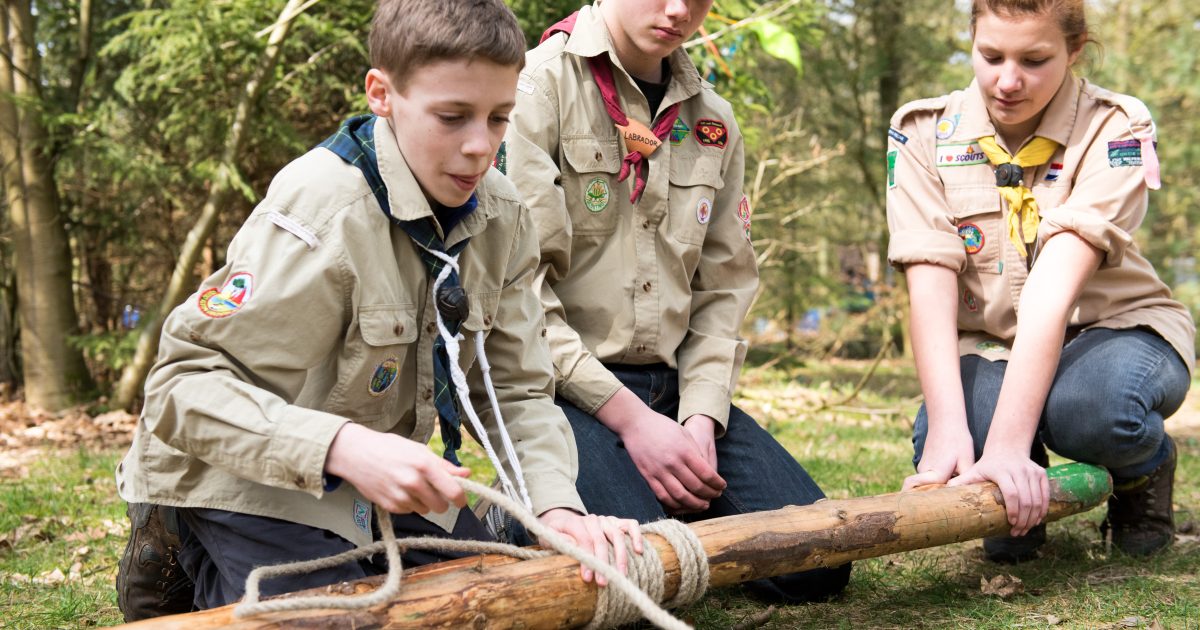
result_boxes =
[669,153,724,189]
[359,306,418,347]
[562,136,622,174]
[461,291,500,333]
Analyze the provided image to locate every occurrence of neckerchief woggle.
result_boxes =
[542,12,680,203]
[977,135,1059,258]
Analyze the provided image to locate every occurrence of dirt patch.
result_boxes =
[0,400,135,478]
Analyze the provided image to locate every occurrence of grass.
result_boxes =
[1,365,1198,628]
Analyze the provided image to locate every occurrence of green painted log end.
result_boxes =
[1047,462,1112,508]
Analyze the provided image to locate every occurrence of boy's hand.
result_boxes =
[595,389,726,514]
[537,508,643,586]
[682,414,719,471]
[324,422,469,515]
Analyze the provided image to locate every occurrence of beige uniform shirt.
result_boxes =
[886,74,1195,373]
[504,4,758,430]
[117,118,584,547]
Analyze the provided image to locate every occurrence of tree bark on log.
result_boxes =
[119,463,1110,630]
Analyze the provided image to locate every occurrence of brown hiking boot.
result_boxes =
[115,503,194,621]
[983,441,1049,563]
[1101,435,1176,556]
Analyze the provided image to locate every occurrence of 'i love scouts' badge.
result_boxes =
[198,272,254,318]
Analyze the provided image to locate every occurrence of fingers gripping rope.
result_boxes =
[235,479,710,629]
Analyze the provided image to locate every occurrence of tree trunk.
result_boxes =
[3,0,92,409]
[113,0,315,410]
[119,464,1110,630]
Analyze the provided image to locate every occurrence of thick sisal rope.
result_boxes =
[234,478,709,629]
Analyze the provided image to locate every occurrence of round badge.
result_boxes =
[696,197,712,224]
[958,223,984,255]
[936,116,957,140]
[584,177,610,213]
[369,357,399,396]
[198,272,254,319]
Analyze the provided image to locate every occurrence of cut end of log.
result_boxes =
[1047,463,1112,507]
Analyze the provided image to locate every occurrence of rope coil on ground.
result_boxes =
[234,478,710,629]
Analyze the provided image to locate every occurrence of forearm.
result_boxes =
[986,233,1103,453]
[906,264,968,434]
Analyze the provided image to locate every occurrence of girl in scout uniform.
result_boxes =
[504,0,850,602]
[887,0,1194,561]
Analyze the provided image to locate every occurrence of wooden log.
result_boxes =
[120,463,1110,630]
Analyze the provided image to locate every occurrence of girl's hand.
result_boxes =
[903,426,975,490]
[949,449,1049,536]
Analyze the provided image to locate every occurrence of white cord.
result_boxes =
[421,247,533,512]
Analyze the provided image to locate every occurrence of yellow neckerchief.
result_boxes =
[977,136,1059,257]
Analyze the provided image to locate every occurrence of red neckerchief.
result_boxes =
[542,12,681,204]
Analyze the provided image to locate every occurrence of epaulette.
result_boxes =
[890,96,948,129]
[1083,81,1160,189]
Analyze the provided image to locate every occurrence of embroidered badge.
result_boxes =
[936,142,988,167]
[1108,140,1142,167]
[963,288,979,312]
[696,197,712,224]
[887,149,898,189]
[1045,162,1063,182]
[888,127,909,145]
[695,119,728,148]
[738,196,752,241]
[976,340,1008,353]
[958,223,984,254]
[584,177,610,213]
[369,357,399,396]
[492,141,507,175]
[198,272,254,319]
[935,115,958,140]
[353,499,371,534]
[670,118,691,145]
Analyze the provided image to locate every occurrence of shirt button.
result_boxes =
[426,322,437,334]
[642,219,650,229]
[637,344,646,353]
[295,476,307,489]
[541,328,547,337]
[642,282,652,292]
[393,323,404,335]
[423,388,433,400]
[594,151,603,161]
[483,315,492,327]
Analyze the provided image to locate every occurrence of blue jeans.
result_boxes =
[558,364,851,603]
[912,328,1190,480]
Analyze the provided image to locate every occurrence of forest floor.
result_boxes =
[0,359,1197,628]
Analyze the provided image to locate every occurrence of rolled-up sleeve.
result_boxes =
[885,115,968,272]
[1037,111,1143,268]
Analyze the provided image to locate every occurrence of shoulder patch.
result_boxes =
[890,96,949,129]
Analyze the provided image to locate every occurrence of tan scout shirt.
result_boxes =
[117,118,584,547]
[886,74,1195,373]
[505,4,758,429]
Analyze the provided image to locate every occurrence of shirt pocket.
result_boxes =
[562,136,622,236]
[455,290,499,371]
[668,152,725,246]
[342,304,418,429]
[946,187,1003,275]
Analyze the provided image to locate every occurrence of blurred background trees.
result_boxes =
[0,0,1195,411]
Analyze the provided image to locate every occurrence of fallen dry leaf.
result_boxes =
[980,574,1024,598]
[65,526,109,544]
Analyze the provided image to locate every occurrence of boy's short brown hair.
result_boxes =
[369,0,526,91]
